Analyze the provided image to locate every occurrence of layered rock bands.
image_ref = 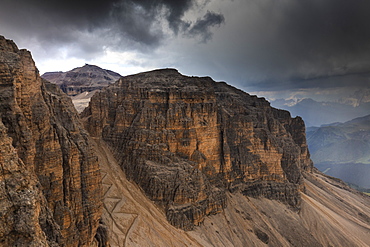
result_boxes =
[0,36,102,246]
[82,68,313,230]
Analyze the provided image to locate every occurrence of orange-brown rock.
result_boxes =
[82,68,313,230]
[0,36,102,246]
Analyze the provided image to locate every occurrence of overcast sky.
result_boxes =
[1,0,370,101]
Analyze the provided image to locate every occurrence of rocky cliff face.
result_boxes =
[82,68,313,230]
[0,36,102,246]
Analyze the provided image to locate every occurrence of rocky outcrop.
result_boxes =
[0,36,102,246]
[82,68,313,230]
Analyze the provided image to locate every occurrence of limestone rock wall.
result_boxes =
[0,36,102,246]
[83,69,313,230]
[0,119,58,246]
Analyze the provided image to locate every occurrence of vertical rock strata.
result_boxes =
[83,69,313,230]
[0,36,102,245]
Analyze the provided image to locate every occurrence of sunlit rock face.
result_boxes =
[0,36,102,246]
[83,68,312,230]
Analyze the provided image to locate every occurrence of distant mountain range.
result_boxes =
[307,114,370,189]
[42,64,121,112]
[271,95,370,127]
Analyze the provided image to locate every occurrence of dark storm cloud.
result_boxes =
[277,0,370,76]
[108,0,198,45]
[156,0,193,34]
[253,0,370,85]
[246,72,370,92]
[178,0,370,92]
[1,0,369,94]
[0,0,223,55]
[188,11,225,42]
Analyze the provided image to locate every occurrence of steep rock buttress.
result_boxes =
[0,36,102,246]
[82,68,313,230]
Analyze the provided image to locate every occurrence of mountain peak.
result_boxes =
[75,63,105,71]
[129,68,181,77]
[0,35,19,52]
[147,67,179,73]
[42,64,121,95]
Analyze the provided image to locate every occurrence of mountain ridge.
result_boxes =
[271,97,370,127]
[307,114,370,189]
